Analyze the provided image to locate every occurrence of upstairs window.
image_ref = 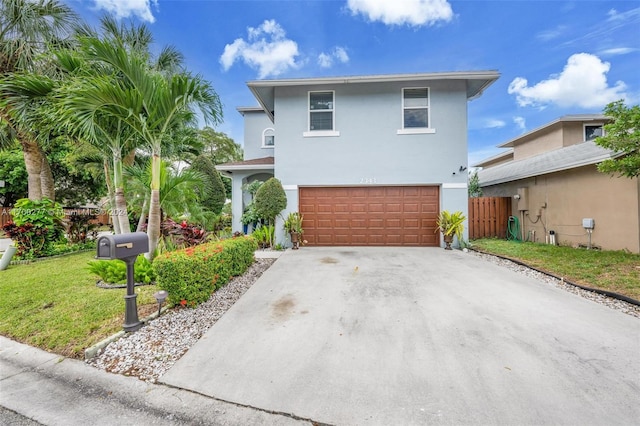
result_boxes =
[262,128,275,147]
[584,125,603,141]
[403,88,429,129]
[309,91,334,131]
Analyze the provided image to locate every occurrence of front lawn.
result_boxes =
[0,251,158,358]
[471,239,640,301]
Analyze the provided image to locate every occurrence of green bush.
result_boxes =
[88,255,156,284]
[153,236,258,307]
[254,177,287,224]
[2,198,66,258]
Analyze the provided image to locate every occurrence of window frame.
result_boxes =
[584,123,605,141]
[262,127,275,148]
[304,90,340,137]
[398,87,435,135]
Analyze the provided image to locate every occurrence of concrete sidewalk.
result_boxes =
[0,337,309,426]
[160,247,640,426]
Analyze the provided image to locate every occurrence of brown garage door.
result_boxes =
[299,186,440,246]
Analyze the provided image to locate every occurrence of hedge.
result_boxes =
[153,236,258,307]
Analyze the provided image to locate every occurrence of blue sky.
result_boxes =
[67,0,640,165]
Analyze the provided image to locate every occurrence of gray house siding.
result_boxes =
[272,79,470,244]
[240,109,275,160]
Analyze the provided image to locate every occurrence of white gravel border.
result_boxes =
[87,258,275,383]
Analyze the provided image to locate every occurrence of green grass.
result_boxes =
[0,251,158,358]
[471,238,640,301]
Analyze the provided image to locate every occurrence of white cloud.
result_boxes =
[91,0,157,23]
[347,0,453,27]
[536,25,566,42]
[485,119,506,129]
[513,116,526,132]
[220,20,300,78]
[508,53,628,109]
[599,47,638,56]
[317,46,350,68]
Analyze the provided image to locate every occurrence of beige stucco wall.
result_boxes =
[513,125,563,161]
[482,165,640,253]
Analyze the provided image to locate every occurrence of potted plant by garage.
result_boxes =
[283,212,304,249]
[435,210,465,250]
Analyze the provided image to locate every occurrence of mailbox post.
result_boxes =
[96,232,150,332]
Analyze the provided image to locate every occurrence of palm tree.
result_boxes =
[0,0,77,200]
[56,37,222,258]
[125,160,211,232]
[52,16,186,233]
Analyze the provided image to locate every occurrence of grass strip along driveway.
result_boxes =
[472,239,640,301]
[0,252,157,358]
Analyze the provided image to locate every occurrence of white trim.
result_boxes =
[303,130,340,138]
[397,128,436,135]
[442,183,468,189]
[282,185,298,190]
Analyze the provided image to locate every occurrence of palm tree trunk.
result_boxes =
[103,159,121,234]
[136,192,149,232]
[112,152,130,233]
[40,153,55,201]
[21,137,44,200]
[145,152,161,260]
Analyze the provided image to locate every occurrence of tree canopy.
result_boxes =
[595,100,640,178]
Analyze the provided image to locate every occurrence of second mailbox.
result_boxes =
[96,232,149,260]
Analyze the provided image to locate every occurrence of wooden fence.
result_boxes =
[468,197,512,240]
[1,206,110,230]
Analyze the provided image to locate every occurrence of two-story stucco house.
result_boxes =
[217,71,500,247]
[475,114,640,253]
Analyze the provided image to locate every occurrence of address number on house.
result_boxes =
[359,177,377,184]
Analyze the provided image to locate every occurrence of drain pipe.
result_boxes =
[0,245,17,271]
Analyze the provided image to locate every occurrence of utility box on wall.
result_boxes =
[516,187,529,211]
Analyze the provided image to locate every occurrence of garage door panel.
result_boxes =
[300,186,440,246]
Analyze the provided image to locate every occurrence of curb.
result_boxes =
[469,248,640,307]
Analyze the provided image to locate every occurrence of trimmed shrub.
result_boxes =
[254,177,287,224]
[153,236,258,307]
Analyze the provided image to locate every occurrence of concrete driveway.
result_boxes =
[160,247,640,425]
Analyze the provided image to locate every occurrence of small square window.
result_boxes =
[585,125,603,141]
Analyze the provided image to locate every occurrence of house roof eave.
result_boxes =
[246,70,501,117]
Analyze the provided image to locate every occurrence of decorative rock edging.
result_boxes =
[86,258,276,381]
[469,248,640,317]
[95,280,155,289]
[84,306,168,360]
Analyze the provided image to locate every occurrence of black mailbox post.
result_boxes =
[96,232,150,332]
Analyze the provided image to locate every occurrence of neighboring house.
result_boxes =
[217,71,499,246]
[475,114,640,253]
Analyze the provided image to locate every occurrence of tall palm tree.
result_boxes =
[53,16,185,233]
[56,37,222,258]
[0,0,77,200]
